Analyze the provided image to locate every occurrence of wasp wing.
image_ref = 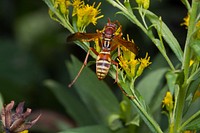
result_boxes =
[67,32,101,42]
[113,36,138,55]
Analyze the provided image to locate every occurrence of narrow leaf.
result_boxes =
[165,71,178,94]
[44,80,96,126]
[137,68,168,105]
[183,116,200,130]
[190,39,200,61]
[130,100,163,133]
[144,9,183,62]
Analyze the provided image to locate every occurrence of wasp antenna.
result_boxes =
[107,18,111,23]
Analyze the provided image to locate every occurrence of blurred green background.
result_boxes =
[0,0,187,132]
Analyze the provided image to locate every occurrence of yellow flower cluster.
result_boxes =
[181,14,190,28]
[53,0,103,31]
[118,36,151,79]
[137,53,151,76]
[162,91,173,112]
[181,13,200,39]
[73,1,103,30]
[118,46,139,78]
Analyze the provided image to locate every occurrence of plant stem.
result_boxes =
[182,0,198,79]
[172,84,187,133]
[173,0,199,132]
[131,99,163,133]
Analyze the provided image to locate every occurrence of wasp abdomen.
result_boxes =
[96,51,111,80]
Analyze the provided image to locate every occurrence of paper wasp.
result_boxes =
[67,19,138,87]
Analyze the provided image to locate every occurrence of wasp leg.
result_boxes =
[68,48,99,87]
[111,60,119,83]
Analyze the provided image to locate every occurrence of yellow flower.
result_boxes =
[19,130,29,133]
[72,0,84,16]
[136,53,151,77]
[135,0,150,9]
[118,35,151,79]
[118,53,139,78]
[190,60,194,66]
[118,38,139,79]
[181,13,200,39]
[181,14,190,28]
[162,91,173,112]
[181,13,200,38]
[72,1,103,31]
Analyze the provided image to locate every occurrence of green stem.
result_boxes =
[148,30,175,70]
[172,84,187,133]
[44,0,74,33]
[130,99,163,133]
[106,0,147,33]
[182,0,198,78]
[56,13,74,33]
[107,0,175,70]
[173,1,199,132]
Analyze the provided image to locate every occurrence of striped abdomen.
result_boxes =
[96,51,111,80]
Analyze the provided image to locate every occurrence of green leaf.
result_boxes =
[184,98,200,119]
[183,115,200,130]
[120,98,140,126]
[108,114,123,130]
[144,9,183,62]
[165,71,178,94]
[152,38,164,50]
[137,68,168,105]
[44,80,96,126]
[190,39,200,61]
[59,125,111,133]
[130,100,163,133]
[187,76,200,99]
[66,55,121,127]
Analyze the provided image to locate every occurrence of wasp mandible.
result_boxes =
[67,19,138,87]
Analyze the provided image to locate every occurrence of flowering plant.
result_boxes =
[0,101,40,133]
[43,0,200,133]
